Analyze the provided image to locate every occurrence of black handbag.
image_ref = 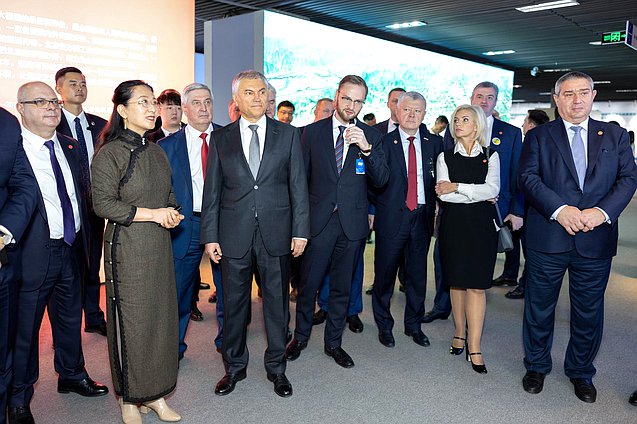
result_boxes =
[484,146,513,253]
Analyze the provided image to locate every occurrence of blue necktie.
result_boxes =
[74,117,92,208]
[335,125,345,174]
[570,126,586,190]
[44,140,76,246]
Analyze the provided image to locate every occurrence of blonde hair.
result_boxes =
[450,104,488,147]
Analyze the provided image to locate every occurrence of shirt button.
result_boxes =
[254,185,258,190]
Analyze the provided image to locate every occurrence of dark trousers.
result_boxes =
[289,256,301,290]
[10,239,87,407]
[523,248,612,379]
[220,223,289,375]
[208,261,224,349]
[295,212,363,348]
[372,207,431,333]
[430,209,451,315]
[0,248,20,418]
[82,212,105,327]
[317,243,365,316]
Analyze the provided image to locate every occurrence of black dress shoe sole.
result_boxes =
[215,372,247,396]
[84,325,107,336]
[378,334,395,348]
[404,331,430,347]
[267,374,293,397]
[285,342,307,361]
[571,379,597,403]
[57,385,109,397]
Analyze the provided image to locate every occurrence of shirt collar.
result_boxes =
[453,140,483,156]
[332,114,356,131]
[186,123,213,139]
[398,126,420,142]
[239,115,267,133]
[21,125,58,150]
[562,117,590,134]
[62,108,85,123]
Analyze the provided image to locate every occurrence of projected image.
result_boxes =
[263,11,514,128]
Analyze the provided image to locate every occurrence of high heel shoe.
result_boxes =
[466,350,488,374]
[449,336,466,355]
[140,397,181,422]
[119,397,142,424]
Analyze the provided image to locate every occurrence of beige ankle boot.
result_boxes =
[119,397,142,424]
[140,397,181,422]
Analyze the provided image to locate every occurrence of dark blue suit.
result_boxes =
[57,112,107,328]
[10,132,91,408]
[519,117,637,379]
[159,124,223,355]
[0,108,37,417]
[371,125,442,332]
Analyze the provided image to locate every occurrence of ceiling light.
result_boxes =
[615,89,637,93]
[543,68,571,72]
[516,1,579,13]
[589,41,602,45]
[539,92,553,95]
[513,85,522,88]
[482,50,516,56]
[512,99,526,103]
[385,21,427,30]
[593,81,611,84]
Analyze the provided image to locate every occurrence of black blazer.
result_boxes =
[20,133,89,291]
[374,119,390,135]
[200,118,310,258]
[372,124,443,238]
[146,121,190,143]
[302,118,389,241]
[56,111,107,149]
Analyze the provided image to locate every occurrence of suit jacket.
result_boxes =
[158,123,222,259]
[444,118,523,217]
[302,118,389,241]
[146,122,187,143]
[200,117,310,258]
[56,111,107,149]
[373,124,443,238]
[519,117,637,259]
[20,133,90,290]
[374,119,390,135]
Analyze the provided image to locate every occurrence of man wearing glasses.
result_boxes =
[286,75,388,368]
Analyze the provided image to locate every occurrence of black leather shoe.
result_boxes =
[199,282,211,290]
[492,276,517,287]
[312,309,327,325]
[404,329,430,347]
[84,322,107,337]
[285,338,307,361]
[208,291,217,303]
[365,285,373,295]
[214,369,247,396]
[8,406,35,424]
[505,286,525,299]
[324,346,354,368]
[570,378,597,403]
[347,315,364,333]
[378,330,395,348]
[522,370,545,394]
[267,373,293,397]
[190,304,203,321]
[57,377,109,397]
[422,310,449,323]
[629,390,637,406]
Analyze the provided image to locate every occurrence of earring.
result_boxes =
[123,118,127,130]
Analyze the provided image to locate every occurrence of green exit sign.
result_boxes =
[602,30,626,44]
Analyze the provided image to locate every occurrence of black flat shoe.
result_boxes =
[404,329,430,347]
[214,369,247,396]
[522,370,545,394]
[492,276,517,287]
[570,378,596,403]
[378,330,395,348]
[422,310,449,323]
[57,377,109,397]
[324,346,354,368]
[365,285,373,295]
[347,314,364,333]
[190,304,203,321]
[84,322,107,337]
[312,309,327,325]
[267,373,293,397]
[505,286,525,299]
[208,291,217,303]
[8,406,35,424]
[285,338,307,361]
[449,336,466,355]
[466,351,487,374]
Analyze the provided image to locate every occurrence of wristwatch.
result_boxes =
[361,145,372,154]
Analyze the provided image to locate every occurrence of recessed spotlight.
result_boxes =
[593,81,611,84]
[543,68,571,72]
[385,21,427,30]
[482,50,516,56]
[516,1,579,13]
[615,89,637,93]
[512,99,526,103]
[513,85,522,88]
[539,92,553,95]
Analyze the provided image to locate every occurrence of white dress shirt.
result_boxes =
[485,115,494,145]
[185,123,213,213]
[332,115,357,164]
[399,127,426,204]
[239,115,267,162]
[62,108,95,167]
[437,141,500,203]
[386,118,399,134]
[22,127,81,239]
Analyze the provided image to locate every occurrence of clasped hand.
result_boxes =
[435,180,456,196]
[154,207,184,229]
[556,206,605,235]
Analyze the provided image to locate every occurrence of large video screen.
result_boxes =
[0,0,194,117]
[263,11,514,127]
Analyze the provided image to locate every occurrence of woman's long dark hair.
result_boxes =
[95,80,153,154]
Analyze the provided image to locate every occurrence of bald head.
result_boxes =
[313,98,334,122]
[16,81,61,139]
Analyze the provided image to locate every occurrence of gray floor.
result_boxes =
[31,195,637,423]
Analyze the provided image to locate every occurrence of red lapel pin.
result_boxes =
[68,144,74,149]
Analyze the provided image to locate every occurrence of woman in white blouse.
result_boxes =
[435,104,500,374]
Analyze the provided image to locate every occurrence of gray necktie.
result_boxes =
[570,125,586,189]
[248,124,260,179]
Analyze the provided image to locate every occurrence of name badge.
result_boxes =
[355,158,365,175]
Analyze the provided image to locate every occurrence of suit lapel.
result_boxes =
[419,125,433,189]
[320,119,339,177]
[86,114,100,147]
[390,129,407,181]
[549,119,580,186]
[258,119,278,181]
[174,130,193,199]
[59,135,84,214]
[57,116,72,139]
[585,119,603,182]
[227,121,253,179]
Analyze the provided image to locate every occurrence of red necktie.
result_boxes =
[200,132,208,178]
[406,136,417,211]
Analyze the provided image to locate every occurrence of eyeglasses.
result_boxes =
[128,98,158,109]
[20,98,63,109]
[339,95,365,107]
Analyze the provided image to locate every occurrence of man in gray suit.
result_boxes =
[200,70,309,398]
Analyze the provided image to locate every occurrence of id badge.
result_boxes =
[355,158,365,175]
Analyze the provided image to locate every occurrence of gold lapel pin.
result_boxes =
[394,140,398,144]
[597,130,603,136]
[499,131,503,135]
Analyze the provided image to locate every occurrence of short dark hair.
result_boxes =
[363,113,375,121]
[554,71,594,95]
[388,87,406,99]
[277,100,295,112]
[55,67,83,83]
[435,115,449,125]
[527,109,550,127]
[338,75,368,98]
[472,81,499,99]
[157,89,181,106]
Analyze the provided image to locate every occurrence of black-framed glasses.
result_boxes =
[339,95,365,107]
[20,98,63,109]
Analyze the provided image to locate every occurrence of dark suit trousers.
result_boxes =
[372,207,431,333]
[82,211,105,326]
[295,212,363,348]
[431,212,451,315]
[0,248,20,417]
[220,223,289,375]
[523,248,611,379]
[11,239,87,407]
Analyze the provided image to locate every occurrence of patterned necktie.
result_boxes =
[570,126,586,189]
[200,132,208,178]
[335,125,346,174]
[74,117,91,208]
[44,140,76,246]
[248,124,260,179]
[406,136,418,211]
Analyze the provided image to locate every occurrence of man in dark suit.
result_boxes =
[159,83,223,359]
[519,71,637,403]
[0,107,37,424]
[201,70,309,398]
[54,67,108,337]
[10,82,107,424]
[371,92,442,348]
[146,89,186,143]
[424,81,524,323]
[374,87,406,135]
[286,75,388,368]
